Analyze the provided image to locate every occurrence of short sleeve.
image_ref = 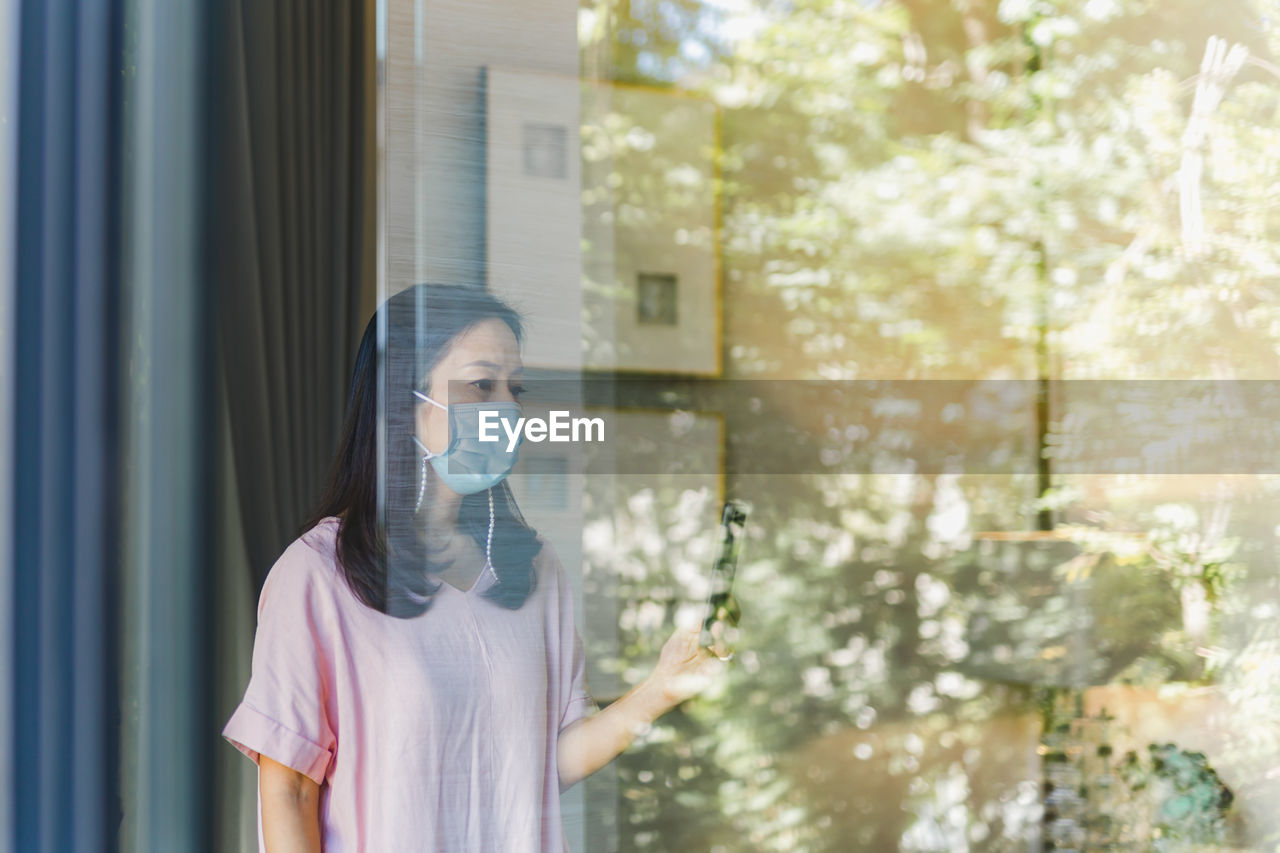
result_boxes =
[222,538,338,785]
[547,541,596,734]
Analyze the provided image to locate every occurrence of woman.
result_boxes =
[223,284,723,851]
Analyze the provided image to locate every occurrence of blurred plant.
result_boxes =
[1116,743,1235,850]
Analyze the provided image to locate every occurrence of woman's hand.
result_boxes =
[556,612,730,790]
[644,618,728,711]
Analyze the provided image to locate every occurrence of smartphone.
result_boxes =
[700,499,750,653]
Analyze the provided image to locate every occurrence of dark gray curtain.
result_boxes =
[210,0,373,593]
[12,1,126,848]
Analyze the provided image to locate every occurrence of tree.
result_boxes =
[579,0,1280,848]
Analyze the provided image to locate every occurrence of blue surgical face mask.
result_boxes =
[412,389,523,495]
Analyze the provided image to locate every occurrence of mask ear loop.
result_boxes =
[412,388,447,410]
[411,389,446,515]
[411,435,434,514]
[414,433,499,585]
[485,487,498,583]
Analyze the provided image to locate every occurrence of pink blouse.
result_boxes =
[222,517,595,852]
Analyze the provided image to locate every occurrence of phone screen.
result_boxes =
[700,499,749,653]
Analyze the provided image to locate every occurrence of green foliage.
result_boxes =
[1117,743,1235,849]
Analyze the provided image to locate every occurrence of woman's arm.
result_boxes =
[259,755,323,852]
[557,622,724,790]
[555,671,668,791]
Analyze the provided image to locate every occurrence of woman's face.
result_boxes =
[415,318,524,457]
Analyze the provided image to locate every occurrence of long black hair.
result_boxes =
[300,283,543,617]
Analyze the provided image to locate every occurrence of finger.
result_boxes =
[708,621,736,660]
[672,625,703,655]
[701,654,729,676]
[673,603,703,632]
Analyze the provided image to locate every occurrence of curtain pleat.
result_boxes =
[211,0,370,594]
